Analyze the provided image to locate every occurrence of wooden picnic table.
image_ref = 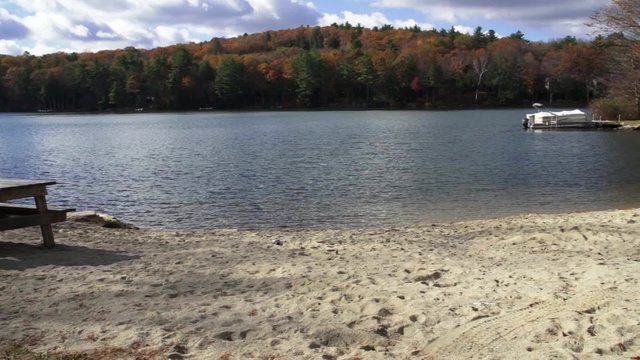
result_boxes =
[0,179,73,248]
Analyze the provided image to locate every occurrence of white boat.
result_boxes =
[522,103,621,129]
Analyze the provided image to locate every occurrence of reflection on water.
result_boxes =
[1,110,639,229]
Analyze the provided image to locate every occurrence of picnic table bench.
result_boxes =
[0,179,74,248]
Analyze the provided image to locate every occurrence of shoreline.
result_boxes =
[1,103,589,116]
[1,208,639,359]
[67,205,640,232]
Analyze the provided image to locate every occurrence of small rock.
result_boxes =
[414,271,442,282]
[167,353,184,360]
[375,326,389,338]
[173,344,188,354]
[216,331,234,341]
[69,211,138,229]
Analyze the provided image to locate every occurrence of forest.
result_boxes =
[0,21,636,117]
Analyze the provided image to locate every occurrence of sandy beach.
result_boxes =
[1,209,639,359]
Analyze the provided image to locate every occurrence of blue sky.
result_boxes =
[0,0,611,56]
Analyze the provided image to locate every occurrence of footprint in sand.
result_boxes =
[214,329,251,341]
[423,287,633,359]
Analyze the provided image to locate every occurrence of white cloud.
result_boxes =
[0,0,612,55]
[319,10,433,30]
[96,31,119,39]
[70,24,90,37]
[22,12,68,42]
[1,0,323,55]
[371,0,610,37]
[453,25,475,36]
[0,8,30,40]
[155,26,192,47]
[0,39,26,55]
[11,0,60,13]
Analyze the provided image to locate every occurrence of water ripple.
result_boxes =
[1,111,640,229]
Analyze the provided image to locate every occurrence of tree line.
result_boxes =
[0,14,636,118]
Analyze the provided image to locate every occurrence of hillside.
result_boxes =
[0,25,618,112]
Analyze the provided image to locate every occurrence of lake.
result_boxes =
[1,110,639,229]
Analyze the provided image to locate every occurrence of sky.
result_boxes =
[0,0,612,56]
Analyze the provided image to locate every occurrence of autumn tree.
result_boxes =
[167,46,195,108]
[356,54,376,105]
[293,50,324,107]
[591,0,640,117]
[197,60,215,107]
[3,54,35,110]
[394,53,421,104]
[334,54,356,104]
[472,26,488,48]
[472,48,490,103]
[215,57,247,108]
[0,24,614,111]
[558,42,607,103]
[319,50,340,105]
[591,0,640,40]
[488,39,525,104]
[443,49,470,103]
[521,52,541,101]
[295,28,310,50]
[0,67,6,111]
[310,26,324,49]
[510,30,526,41]
[258,57,292,107]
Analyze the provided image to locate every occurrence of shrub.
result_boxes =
[590,97,636,120]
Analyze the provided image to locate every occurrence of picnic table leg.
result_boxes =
[34,195,55,248]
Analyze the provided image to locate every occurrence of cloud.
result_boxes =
[319,10,433,30]
[0,0,611,56]
[70,24,90,38]
[139,0,255,24]
[0,8,29,39]
[96,31,119,39]
[371,0,610,36]
[0,0,322,55]
[234,0,319,33]
[0,39,26,54]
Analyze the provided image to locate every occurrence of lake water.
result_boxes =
[1,110,639,229]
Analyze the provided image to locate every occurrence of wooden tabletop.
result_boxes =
[0,179,63,248]
[0,179,57,190]
[0,179,57,202]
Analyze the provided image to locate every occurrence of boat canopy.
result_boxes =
[527,109,586,122]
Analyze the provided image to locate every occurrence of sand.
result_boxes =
[1,209,639,359]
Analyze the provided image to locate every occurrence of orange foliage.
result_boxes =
[0,25,613,111]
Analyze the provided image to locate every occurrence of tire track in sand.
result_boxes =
[424,287,631,359]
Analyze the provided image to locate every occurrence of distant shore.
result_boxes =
[2,101,595,115]
[1,208,639,359]
[8,106,640,131]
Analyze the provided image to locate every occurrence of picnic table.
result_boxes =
[0,179,74,248]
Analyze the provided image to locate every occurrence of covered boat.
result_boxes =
[522,103,621,129]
